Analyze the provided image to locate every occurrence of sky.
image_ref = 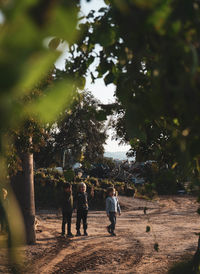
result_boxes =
[56,0,131,153]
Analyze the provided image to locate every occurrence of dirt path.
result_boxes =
[1,195,200,273]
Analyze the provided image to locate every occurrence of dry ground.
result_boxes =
[0,195,200,273]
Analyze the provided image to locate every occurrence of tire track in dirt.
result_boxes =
[24,227,144,274]
[51,233,144,274]
[22,228,72,274]
[1,196,198,274]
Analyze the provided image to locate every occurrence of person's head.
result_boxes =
[63,183,72,193]
[78,182,86,193]
[107,187,115,197]
[0,188,8,200]
[114,189,118,196]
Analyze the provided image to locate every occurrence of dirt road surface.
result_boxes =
[0,195,200,273]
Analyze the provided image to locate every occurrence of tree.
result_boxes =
[35,91,107,168]
[63,0,200,180]
[10,119,47,244]
[62,0,200,267]
[11,137,36,244]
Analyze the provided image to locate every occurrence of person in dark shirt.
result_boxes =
[61,183,74,237]
[76,182,88,236]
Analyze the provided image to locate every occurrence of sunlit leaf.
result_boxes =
[173,118,180,126]
[15,51,59,95]
[26,80,76,123]
[77,76,86,90]
[171,162,178,169]
[48,37,61,50]
[148,1,172,35]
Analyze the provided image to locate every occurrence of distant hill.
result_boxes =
[104,151,134,160]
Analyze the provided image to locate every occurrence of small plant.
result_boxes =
[64,169,75,182]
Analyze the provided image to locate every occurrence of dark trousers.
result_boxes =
[0,208,8,233]
[108,212,116,232]
[62,211,72,235]
[76,209,88,231]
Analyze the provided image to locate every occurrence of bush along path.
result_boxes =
[34,168,135,209]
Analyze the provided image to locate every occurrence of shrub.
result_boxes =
[115,182,125,195]
[64,169,75,182]
[89,177,99,187]
[99,179,114,189]
[155,169,177,195]
[34,169,135,209]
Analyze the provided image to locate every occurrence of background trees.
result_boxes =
[35,91,107,168]
[64,0,200,183]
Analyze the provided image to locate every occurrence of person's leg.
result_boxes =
[83,210,88,236]
[62,211,67,235]
[67,212,73,236]
[109,212,116,235]
[76,210,82,235]
[107,213,111,233]
[113,214,116,233]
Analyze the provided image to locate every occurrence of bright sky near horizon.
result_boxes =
[56,0,131,153]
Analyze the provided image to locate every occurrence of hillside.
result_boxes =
[104,151,134,160]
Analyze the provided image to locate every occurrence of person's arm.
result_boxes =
[59,192,64,209]
[73,193,78,210]
[70,194,74,211]
[116,198,121,215]
[85,192,89,209]
[106,198,110,216]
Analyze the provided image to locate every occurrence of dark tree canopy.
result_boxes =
[64,0,200,179]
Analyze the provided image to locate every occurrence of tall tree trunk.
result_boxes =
[12,140,36,244]
[20,151,36,244]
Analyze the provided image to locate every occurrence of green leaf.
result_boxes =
[173,118,180,126]
[104,72,114,85]
[144,206,148,214]
[16,51,59,96]
[48,38,61,50]
[148,1,172,35]
[146,225,151,232]
[133,0,159,9]
[86,56,95,67]
[47,6,78,43]
[99,27,116,47]
[95,110,107,121]
[77,77,86,90]
[98,7,107,13]
[154,243,159,252]
[26,80,75,123]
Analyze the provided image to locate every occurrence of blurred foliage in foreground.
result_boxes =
[0,0,81,268]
